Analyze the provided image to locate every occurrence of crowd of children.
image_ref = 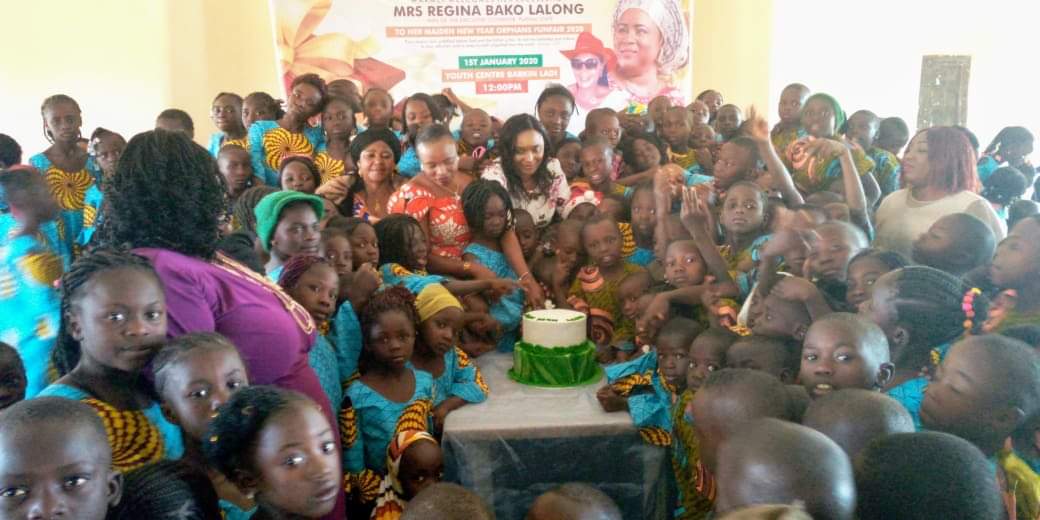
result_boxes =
[0,75,1038,519]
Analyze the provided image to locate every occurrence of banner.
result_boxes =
[271,0,693,131]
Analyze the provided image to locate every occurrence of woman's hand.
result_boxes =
[520,276,545,308]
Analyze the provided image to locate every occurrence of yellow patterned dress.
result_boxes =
[340,368,435,503]
[248,120,324,186]
[28,153,101,256]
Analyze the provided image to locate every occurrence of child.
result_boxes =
[715,181,772,295]
[208,92,248,157]
[108,460,222,519]
[242,91,284,130]
[343,217,380,269]
[556,136,583,182]
[249,73,328,185]
[584,108,623,151]
[978,126,1034,184]
[80,128,125,246]
[40,248,184,470]
[806,221,869,305]
[982,166,1029,220]
[397,93,445,179]
[714,419,855,520]
[862,266,991,427]
[578,138,629,198]
[514,208,540,262]
[846,109,901,197]
[155,108,195,139]
[648,95,672,131]
[204,386,342,519]
[533,219,584,305]
[687,99,710,126]
[461,180,526,352]
[0,133,21,169]
[557,215,645,350]
[746,275,814,342]
[526,483,623,520]
[315,96,358,184]
[411,283,488,432]
[0,342,25,411]
[771,83,810,157]
[802,389,914,458]
[0,168,64,398]
[985,215,1040,333]
[342,287,435,505]
[599,317,702,446]
[253,190,324,280]
[615,270,653,358]
[280,155,323,194]
[874,116,909,158]
[845,248,909,310]
[362,88,395,131]
[371,430,444,519]
[724,335,799,383]
[627,183,657,266]
[911,212,996,276]
[1009,199,1040,231]
[455,108,495,174]
[920,334,1040,520]
[0,397,122,520]
[695,90,723,122]
[618,131,668,188]
[153,332,255,519]
[800,313,893,398]
[661,106,699,171]
[217,144,259,204]
[714,104,743,142]
[855,432,1003,520]
[401,483,494,520]
[29,94,102,255]
[278,255,347,410]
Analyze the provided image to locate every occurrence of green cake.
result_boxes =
[508,309,602,387]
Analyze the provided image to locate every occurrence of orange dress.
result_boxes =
[388,183,471,259]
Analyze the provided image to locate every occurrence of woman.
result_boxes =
[610,0,689,106]
[248,73,327,186]
[99,128,345,517]
[875,127,1007,258]
[535,85,580,151]
[562,32,630,113]
[482,114,571,229]
[317,128,402,223]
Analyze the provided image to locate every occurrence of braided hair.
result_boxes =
[153,332,243,397]
[101,130,226,258]
[202,385,311,481]
[0,133,22,168]
[359,285,419,348]
[108,460,222,520]
[461,179,513,238]
[374,213,423,269]
[233,185,279,236]
[40,94,81,143]
[244,91,285,120]
[276,254,329,291]
[53,247,163,376]
[886,266,990,360]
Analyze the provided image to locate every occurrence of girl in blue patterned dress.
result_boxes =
[0,168,64,397]
[29,94,102,256]
[248,74,328,186]
[411,283,488,433]
[207,92,249,157]
[340,286,435,505]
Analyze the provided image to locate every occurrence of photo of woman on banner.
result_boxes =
[561,32,630,113]
[610,0,689,106]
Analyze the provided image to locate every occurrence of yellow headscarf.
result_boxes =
[415,283,462,322]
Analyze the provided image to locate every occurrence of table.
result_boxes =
[442,352,671,519]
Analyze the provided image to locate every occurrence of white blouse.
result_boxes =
[874,188,1007,259]
[481,158,571,228]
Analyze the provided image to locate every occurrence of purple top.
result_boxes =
[134,248,335,421]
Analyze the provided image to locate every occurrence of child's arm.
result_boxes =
[596,385,629,412]
[833,141,876,238]
[770,276,834,320]
[441,87,473,114]
[502,229,545,308]
[617,165,659,187]
[344,263,380,312]
[744,109,804,206]
[682,187,733,281]
[442,278,517,299]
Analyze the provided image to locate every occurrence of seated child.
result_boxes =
[0,397,122,520]
[615,270,654,359]
[984,215,1040,333]
[371,430,444,520]
[724,335,799,383]
[714,419,855,520]
[0,342,25,411]
[800,313,893,399]
[204,386,342,519]
[0,168,64,398]
[855,432,1003,520]
[875,116,909,158]
[341,287,435,504]
[577,137,630,198]
[455,108,496,174]
[41,248,184,471]
[770,83,810,157]
[279,155,322,194]
[863,266,991,427]
[911,213,996,277]
[107,460,222,520]
[556,137,583,182]
[802,388,914,458]
[526,483,623,520]
[153,332,256,519]
[156,108,195,139]
[558,215,645,350]
[401,482,495,520]
[845,248,909,310]
[253,190,324,280]
[598,317,702,446]
[714,104,743,142]
[411,283,489,432]
[920,334,1040,520]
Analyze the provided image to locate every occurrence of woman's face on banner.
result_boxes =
[613,8,663,76]
[571,52,604,89]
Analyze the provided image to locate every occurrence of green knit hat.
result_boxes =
[253,191,325,252]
